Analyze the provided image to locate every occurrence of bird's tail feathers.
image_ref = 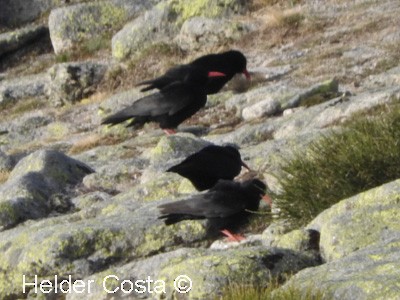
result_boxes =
[136,80,155,92]
[159,214,186,225]
[101,114,131,126]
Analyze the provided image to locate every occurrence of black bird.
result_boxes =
[167,145,251,191]
[158,179,269,240]
[101,66,225,134]
[138,50,250,95]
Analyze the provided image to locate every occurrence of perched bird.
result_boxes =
[158,179,270,240]
[167,145,251,191]
[137,50,250,95]
[101,66,225,134]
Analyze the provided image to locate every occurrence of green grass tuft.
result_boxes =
[220,279,327,300]
[274,103,400,226]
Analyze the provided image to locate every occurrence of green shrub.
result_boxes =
[274,104,400,226]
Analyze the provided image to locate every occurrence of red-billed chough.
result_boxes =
[138,50,250,95]
[158,179,269,240]
[167,145,251,191]
[101,66,225,134]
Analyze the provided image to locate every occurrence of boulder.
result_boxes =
[0,198,207,299]
[111,0,249,60]
[67,246,317,299]
[0,0,59,26]
[0,25,49,57]
[177,17,251,51]
[242,97,281,121]
[49,0,149,54]
[0,73,49,107]
[225,81,301,118]
[170,0,248,25]
[278,236,400,300]
[9,149,94,188]
[307,178,400,262]
[284,78,339,109]
[0,150,15,172]
[147,133,211,170]
[0,150,93,230]
[111,5,177,60]
[47,62,108,106]
[274,86,400,140]
[0,112,54,153]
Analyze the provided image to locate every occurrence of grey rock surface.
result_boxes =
[279,236,400,300]
[67,246,318,299]
[0,0,59,26]
[0,195,207,299]
[49,0,149,54]
[0,150,93,230]
[47,61,108,106]
[177,17,251,51]
[0,73,49,107]
[111,4,177,60]
[307,178,400,262]
[0,150,14,172]
[242,97,281,121]
[0,25,49,57]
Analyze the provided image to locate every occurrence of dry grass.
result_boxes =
[0,171,11,184]
[68,133,125,155]
[7,141,47,156]
[250,0,304,12]
[234,6,326,54]
[256,7,304,29]
[78,92,110,106]
[100,43,185,93]
[1,98,47,122]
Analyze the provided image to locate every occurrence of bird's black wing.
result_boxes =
[167,145,241,190]
[136,65,192,92]
[101,82,197,125]
[158,184,246,219]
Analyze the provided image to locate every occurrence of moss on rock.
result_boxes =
[170,0,247,25]
[158,247,284,298]
[308,179,400,262]
[49,1,144,54]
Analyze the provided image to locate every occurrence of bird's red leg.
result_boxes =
[163,128,176,135]
[243,69,251,80]
[220,229,246,242]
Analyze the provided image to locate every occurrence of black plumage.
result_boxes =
[158,179,266,234]
[138,50,250,95]
[167,145,249,191]
[101,66,224,130]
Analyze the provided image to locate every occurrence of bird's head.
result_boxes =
[223,50,251,80]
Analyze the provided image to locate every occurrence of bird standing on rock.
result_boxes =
[137,50,250,95]
[158,179,270,241]
[101,66,226,135]
[167,145,251,191]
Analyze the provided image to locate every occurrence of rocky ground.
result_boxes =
[0,0,400,299]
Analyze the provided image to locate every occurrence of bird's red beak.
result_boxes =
[241,161,252,171]
[243,69,251,80]
[208,71,226,77]
[262,195,272,206]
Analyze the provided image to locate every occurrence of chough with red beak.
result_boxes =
[138,50,250,95]
[101,66,226,134]
[167,144,252,191]
[158,179,270,241]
